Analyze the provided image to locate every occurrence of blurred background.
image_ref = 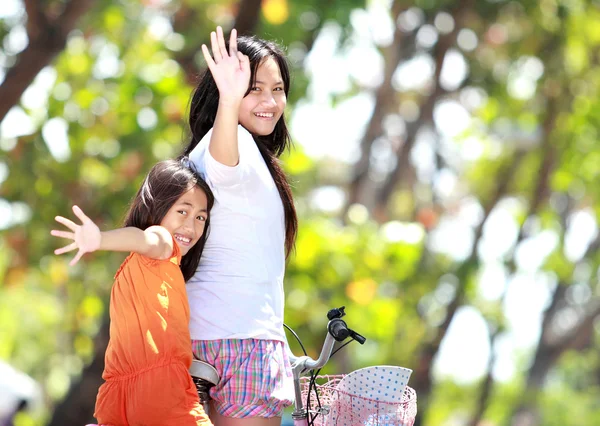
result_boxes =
[1,0,600,425]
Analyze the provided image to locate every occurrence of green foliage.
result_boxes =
[2,0,600,425]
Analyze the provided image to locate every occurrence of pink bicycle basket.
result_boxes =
[301,374,417,426]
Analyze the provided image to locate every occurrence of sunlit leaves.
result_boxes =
[80,157,114,188]
[262,0,289,25]
[2,0,600,424]
[286,214,426,372]
[103,5,127,34]
[346,278,377,305]
[564,39,588,75]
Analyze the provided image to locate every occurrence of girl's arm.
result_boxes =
[51,205,173,266]
[201,26,250,167]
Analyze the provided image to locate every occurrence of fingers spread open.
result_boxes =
[55,215,77,231]
[201,44,216,71]
[229,28,238,57]
[70,250,85,266]
[210,31,222,62]
[237,52,250,72]
[216,26,228,58]
[51,230,74,240]
[72,205,91,224]
[55,242,77,255]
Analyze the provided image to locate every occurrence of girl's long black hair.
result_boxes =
[181,35,297,258]
[123,159,215,281]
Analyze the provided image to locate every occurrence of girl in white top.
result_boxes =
[181,27,298,426]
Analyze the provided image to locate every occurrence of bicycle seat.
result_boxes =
[189,360,220,386]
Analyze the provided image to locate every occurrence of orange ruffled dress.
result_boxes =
[94,239,211,426]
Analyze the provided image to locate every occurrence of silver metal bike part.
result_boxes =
[189,359,220,416]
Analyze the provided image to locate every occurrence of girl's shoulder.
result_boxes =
[202,125,254,145]
[136,237,181,267]
[113,239,181,280]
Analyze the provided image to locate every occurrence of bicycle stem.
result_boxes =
[288,323,337,420]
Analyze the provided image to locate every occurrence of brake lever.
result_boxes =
[348,329,367,345]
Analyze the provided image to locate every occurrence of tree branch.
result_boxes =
[408,146,526,426]
[409,76,553,423]
[52,0,95,30]
[23,0,48,40]
[344,1,408,213]
[467,93,559,426]
[232,0,262,36]
[0,0,95,125]
[374,0,475,220]
[172,0,263,84]
[509,198,597,426]
[467,327,498,426]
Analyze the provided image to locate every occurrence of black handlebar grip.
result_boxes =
[328,319,350,342]
[349,329,367,345]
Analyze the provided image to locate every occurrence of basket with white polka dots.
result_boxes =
[301,366,417,426]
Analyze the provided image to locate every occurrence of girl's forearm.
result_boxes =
[99,227,169,259]
[208,98,242,166]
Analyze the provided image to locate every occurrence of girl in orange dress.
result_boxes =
[51,159,214,426]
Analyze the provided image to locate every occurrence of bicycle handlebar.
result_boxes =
[288,307,366,420]
[328,318,350,342]
[288,326,336,371]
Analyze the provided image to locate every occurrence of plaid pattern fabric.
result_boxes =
[191,339,294,418]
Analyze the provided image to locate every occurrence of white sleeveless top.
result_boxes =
[187,125,286,341]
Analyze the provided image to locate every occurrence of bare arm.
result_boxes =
[210,99,242,166]
[202,26,250,166]
[51,205,173,266]
[98,226,173,259]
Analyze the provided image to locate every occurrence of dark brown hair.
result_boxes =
[181,35,297,258]
[123,159,214,281]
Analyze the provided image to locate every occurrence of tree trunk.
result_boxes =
[374,0,474,219]
[466,91,559,426]
[510,288,600,426]
[232,0,263,36]
[467,334,496,426]
[410,149,526,426]
[344,1,408,215]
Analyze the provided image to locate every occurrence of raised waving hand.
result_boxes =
[202,26,250,104]
[51,205,101,266]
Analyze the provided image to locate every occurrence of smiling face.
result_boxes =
[238,57,287,136]
[160,185,208,256]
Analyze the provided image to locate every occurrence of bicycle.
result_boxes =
[190,306,417,426]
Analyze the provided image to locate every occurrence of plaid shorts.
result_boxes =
[191,339,294,418]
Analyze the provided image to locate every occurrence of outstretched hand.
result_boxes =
[51,205,101,266]
[202,26,250,104]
